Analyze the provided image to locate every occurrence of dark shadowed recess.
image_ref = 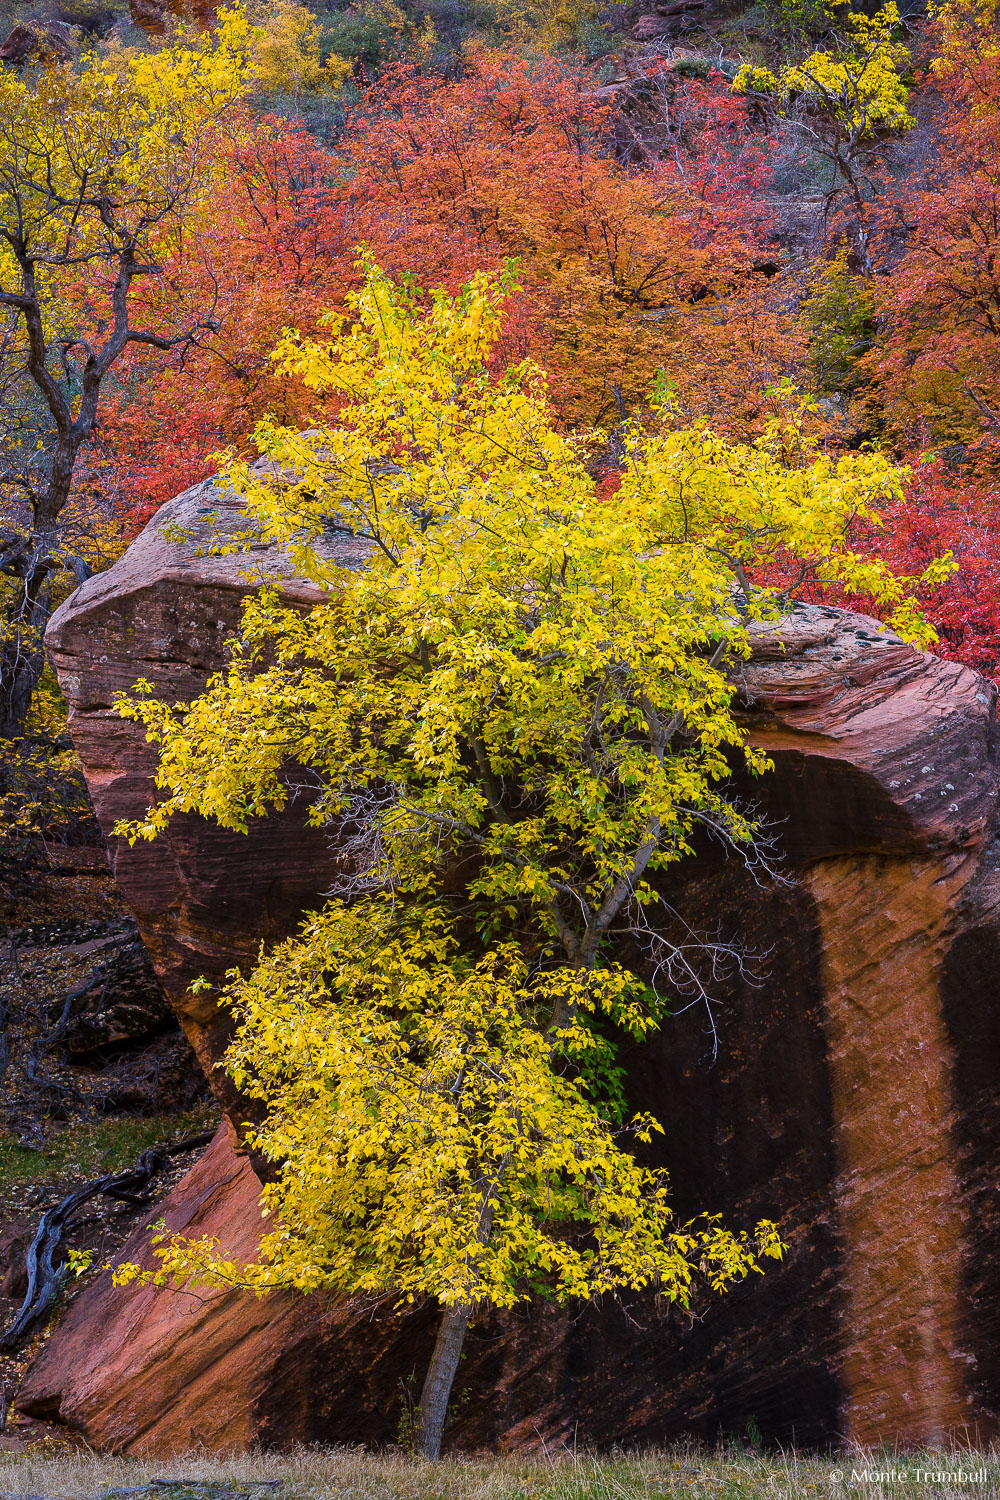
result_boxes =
[941,909,1000,1439]
[729,747,924,864]
[244,863,842,1453]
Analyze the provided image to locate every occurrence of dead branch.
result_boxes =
[0,1129,215,1351]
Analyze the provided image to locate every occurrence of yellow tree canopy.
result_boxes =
[120,898,783,1309]
[0,7,255,288]
[0,7,258,739]
[119,255,944,952]
[115,257,947,1323]
[733,5,913,135]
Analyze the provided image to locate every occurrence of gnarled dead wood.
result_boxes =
[0,1129,214,1351]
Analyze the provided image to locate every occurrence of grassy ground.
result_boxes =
[0,1446,997,1500]
[0,1105,219,1200]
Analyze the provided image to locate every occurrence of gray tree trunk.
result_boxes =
[418,1301,471,1460]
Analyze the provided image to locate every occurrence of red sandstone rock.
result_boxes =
[29,478,1000,1453]
[43,475,366,1086]
[17,1124,428,1454]
[128,0,167,34]
[0,19,73,64]
[128,0,218,35]
[632,15,674,38]
[739,607,997,855]
[631,4,705,39]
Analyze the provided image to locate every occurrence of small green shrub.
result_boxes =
[672,56,718,79]
[801,241,876,395]
[574,16,616,58]
[321,0,412,68]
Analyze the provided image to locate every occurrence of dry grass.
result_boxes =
[0,1444,997,1500]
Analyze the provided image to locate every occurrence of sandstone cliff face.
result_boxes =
[24,478,1000,1452]
[40,477,368,1091]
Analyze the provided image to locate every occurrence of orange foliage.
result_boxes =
[95,54,803,520]
[871,12,1000,468]
[341,53,779,425]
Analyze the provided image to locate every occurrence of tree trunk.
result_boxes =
[0,566,51,740]
[0,631,44,740]
[418,1300,471,1460]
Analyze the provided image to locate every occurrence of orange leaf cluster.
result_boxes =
[95,53,805,521]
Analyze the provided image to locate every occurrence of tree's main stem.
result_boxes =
[418,1300,471,1460]
[0,580,48,741]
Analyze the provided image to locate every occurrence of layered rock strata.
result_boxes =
[24,478,1000,1452]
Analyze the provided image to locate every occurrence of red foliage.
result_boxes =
[852,464,1000,679]
[98,112,359,521]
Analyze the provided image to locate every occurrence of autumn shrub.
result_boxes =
[321,0,423,69]
[339,53,785,426]
[250,0,354,95]
[494,0,610,53]
[840,462,1000,679]
[94,108,354,519]
[867,1,1000,468]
